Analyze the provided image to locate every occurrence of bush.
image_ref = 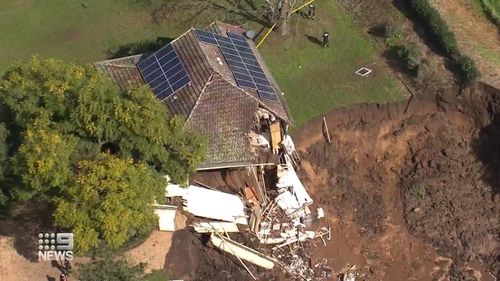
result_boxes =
[408,0,480,83]
[144,271,168,281]
[390,44,421,75]
[384,23,405,48]
[78,254,147,281]
[454,55,480,84]
[479,0,500,27]
[408,0,459,55]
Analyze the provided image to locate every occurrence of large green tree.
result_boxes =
[0,57,205,251]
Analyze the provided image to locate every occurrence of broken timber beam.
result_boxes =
[322,117,332,144]
[210,234,275,269]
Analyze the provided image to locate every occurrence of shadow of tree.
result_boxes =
[151,0,272,28]
[381,49,417,78]
[472,112,500,195]
[391,0,448,57]
[0,201,55,261]
[107,37,174,59]
[390,0,465,82]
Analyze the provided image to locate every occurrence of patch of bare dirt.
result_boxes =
[165,229,285,281]
[163,83,499,281]
[294,82,499,280]
[429,0,500,89]
[0,206,180,280]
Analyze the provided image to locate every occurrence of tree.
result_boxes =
[0,57,205,250]
[78,253,148,281]
[53,154,165,252]
[0,122,8,205]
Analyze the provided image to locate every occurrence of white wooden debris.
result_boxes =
[210,234,275,269]
[153,204,177,231]
[275,155,313,216]
[192,222,240,233]
[166,184,247,224]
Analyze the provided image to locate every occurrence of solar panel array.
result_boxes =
[137,44,190,100]
[194,29,278,101]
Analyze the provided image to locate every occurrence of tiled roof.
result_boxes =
[95,22,293,169]
[94,54,146,90]
[185,74,260,169]
[164,31,213,118]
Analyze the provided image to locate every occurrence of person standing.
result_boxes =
[322,32,329,47]
[308,4,316,19]
[63,258,72,274]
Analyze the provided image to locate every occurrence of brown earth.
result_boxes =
[0,201,179,280]
[165,83,499,280]
[295,82,500,281]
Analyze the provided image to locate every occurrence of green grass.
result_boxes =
[477,46,500,67]
[143,270,168,281]
[260,1,404,128]
[473,0,500,26]
[0,0,211,73]
[0,0,404,128]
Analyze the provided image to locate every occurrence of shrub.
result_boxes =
[390,43,421,75]
[479,0,500,27]
[410,184,426,199]
[384,23,405,48]
[408,0,459,55]
[408,0,480,83]
[454,55,480,84]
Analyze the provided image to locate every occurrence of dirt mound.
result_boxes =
[165,229,284,281]
[400,113,499,275]
[164,83,499,280]
[295,82,499,280]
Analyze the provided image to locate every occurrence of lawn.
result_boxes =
[259,1,404,128]
[472,0,500,25]
[0,0,404,128]
[0,0,208,73]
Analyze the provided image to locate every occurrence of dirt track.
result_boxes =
[165,83,499,280]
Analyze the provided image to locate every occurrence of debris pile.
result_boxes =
[165,134,333,280]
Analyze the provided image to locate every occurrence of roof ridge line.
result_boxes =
[183,71,216,125]
[169,27,195,46]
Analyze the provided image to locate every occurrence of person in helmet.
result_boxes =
[322,32,329,47]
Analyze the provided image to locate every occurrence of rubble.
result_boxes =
[165,134,333,280]
[192,222,241,233]
[165,184,247,224]
[210,234,276,270]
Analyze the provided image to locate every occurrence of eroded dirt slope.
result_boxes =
[165,83,499,281]
[296,82,499,280]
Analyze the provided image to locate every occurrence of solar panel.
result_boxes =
[227,32,247,41]
[259,91,278,100]
[236,79,256,88]
[195,29,218,44]
[194,29,279,101]
[137,44,189,100]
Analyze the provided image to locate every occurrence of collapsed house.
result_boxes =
[96,21,330,280]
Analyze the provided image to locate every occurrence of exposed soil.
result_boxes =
[165,83,499,280]
[165,229,286,281]
[295,82,500,280]
[0,201,179,280]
